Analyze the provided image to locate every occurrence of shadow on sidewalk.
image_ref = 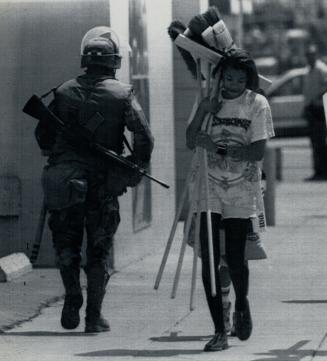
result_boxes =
[150,332,212,342]
[76,349,203,357]
[251,340,327,361]
[282,299,327,304]
[1,331,96,337]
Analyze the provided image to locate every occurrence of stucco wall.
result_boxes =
[110,0,176,269]
[0,0,112,265]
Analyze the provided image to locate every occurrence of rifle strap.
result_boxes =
[123,135,133,154]
[40,85,62,99]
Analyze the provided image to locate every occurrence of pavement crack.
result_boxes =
[0,295,63,333]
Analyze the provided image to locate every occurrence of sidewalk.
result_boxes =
[86,181,327,360]
[0,268,64,332]
[1,179,327,360]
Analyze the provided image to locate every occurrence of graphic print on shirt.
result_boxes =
[207,116,259,191]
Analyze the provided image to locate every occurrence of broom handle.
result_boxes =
[171,152,201,299]
[189,159,203,310]
[30,199,47,265]
[189,60,208,309]
[202,115,216,297]
[154,164,194,290]
[197,60,216,297]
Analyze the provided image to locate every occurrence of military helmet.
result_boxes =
[80,26,122,69]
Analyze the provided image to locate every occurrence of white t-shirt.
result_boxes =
[190,89,274,221]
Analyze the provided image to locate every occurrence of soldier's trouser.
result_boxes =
[49,204,85,300]
[85,265,110,324]
[48,171,120,318]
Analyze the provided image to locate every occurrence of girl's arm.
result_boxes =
[186,98,222,150]
[227,139,266,162]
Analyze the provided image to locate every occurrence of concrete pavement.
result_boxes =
[1,142,327,360]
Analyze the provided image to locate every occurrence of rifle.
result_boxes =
[23,95,169,189]
[29,199,47,265]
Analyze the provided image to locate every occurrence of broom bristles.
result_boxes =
[176,47,198,78]
[168,20,198,78]
[188,14,209,36]
[202,6,221,26]
[167,10,222,80]
[168,20,187,41]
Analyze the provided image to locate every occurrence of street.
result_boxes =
[1,138,327,361]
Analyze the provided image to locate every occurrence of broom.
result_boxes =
[167,20,198,78]
[167,6,226,78]
[188,6,234,54]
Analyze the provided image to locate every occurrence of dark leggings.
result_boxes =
[200,212,250,333]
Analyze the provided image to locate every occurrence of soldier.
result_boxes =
[35,26,154,333]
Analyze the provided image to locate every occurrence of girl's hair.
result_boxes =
[213,48,260,92]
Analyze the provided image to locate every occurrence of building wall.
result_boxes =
[110,0,176,269]
[0,0,175,269]
[0,0,112,265]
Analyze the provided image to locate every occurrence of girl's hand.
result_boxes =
[227,140,266,162]
[227,145,247,161]
[195,132,216,152]
[200,97,223,114]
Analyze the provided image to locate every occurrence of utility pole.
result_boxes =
[238,0,244,47]
[232,0,253,47]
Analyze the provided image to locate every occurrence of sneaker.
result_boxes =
[61,293,83,330]
[204,332,228,352]
[234,299,252,341]
[222,301,232,334]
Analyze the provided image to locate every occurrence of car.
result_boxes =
[265,67,309,137]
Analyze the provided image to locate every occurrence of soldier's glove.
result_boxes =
[106,156,145,195]
[106,168,128,196]
[124,155,144,187]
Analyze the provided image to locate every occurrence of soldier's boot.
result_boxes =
[85,268,110,333]
[60,265,83,330]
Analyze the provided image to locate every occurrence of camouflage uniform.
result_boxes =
[38,70,153,332]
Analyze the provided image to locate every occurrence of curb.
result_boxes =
[0,253,32,282]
